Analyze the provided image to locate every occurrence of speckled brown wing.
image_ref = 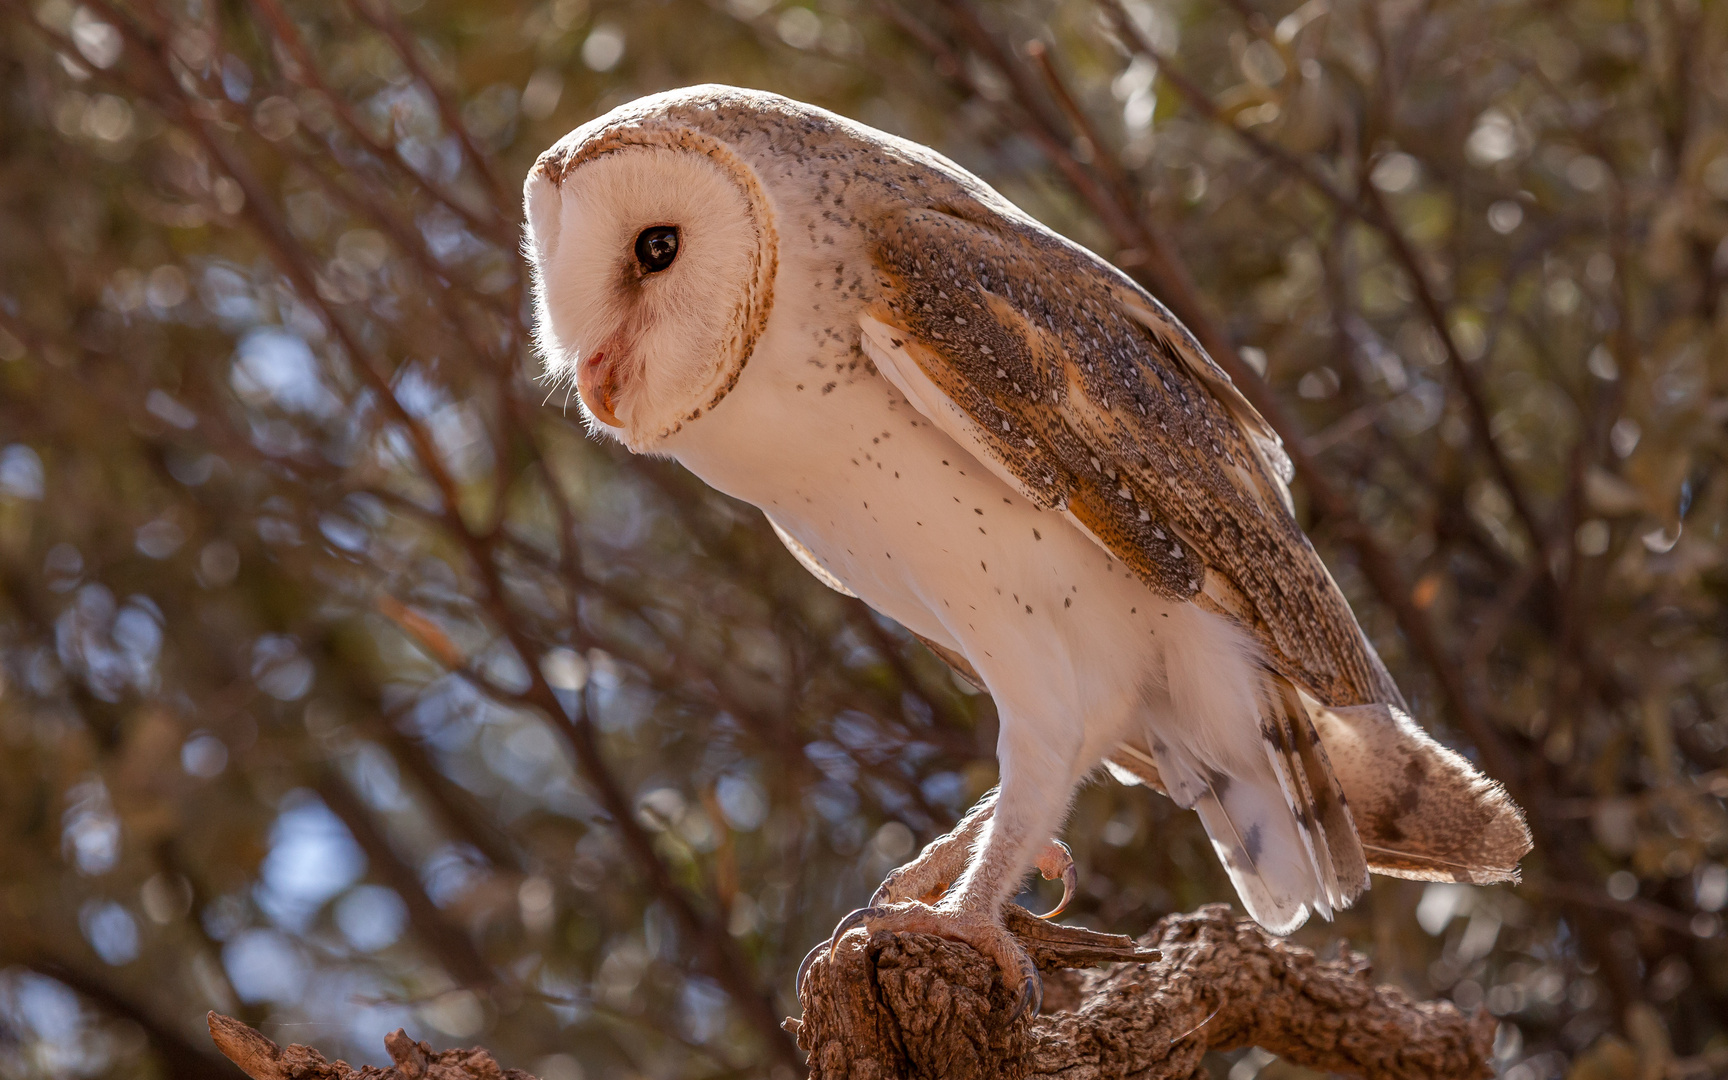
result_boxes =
[861,205,1393,710]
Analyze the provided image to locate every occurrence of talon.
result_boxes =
[795,939,827,995]
[804,905,886,993]
[827,905,884,959]
[1034,840,1077,919]
[1008,957,1043,1023]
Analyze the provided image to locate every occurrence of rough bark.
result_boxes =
[209,904,1494,1080]
[207,1014,536,1080]
[790,903,1495,1080]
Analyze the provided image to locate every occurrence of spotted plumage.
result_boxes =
[524,85,1530,1003]
[864,205,1389,706]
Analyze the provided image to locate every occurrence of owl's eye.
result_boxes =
[634,225,680,273]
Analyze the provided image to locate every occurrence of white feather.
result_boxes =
[527,147,765,447]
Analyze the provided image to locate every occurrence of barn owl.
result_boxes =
[524,85,1530,1016]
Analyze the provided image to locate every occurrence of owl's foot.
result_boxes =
[819,902,1043,1022]
[870,838,1076,918]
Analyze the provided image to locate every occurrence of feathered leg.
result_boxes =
[869,786,1074,914]
[819,712,1080,1020]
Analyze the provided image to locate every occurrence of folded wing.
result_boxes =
[857,198,1529,901]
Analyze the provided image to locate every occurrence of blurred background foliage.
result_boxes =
[0,0,1726,1077]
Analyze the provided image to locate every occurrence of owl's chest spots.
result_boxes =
[670,344,1172,726]
[761,382,1146,635]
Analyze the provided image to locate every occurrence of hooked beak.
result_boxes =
[577,350,624,428]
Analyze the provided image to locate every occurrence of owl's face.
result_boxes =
[524,124,778,452]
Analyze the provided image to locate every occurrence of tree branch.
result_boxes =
[247,0,512,247]
[207,905,1497,1080]
[59,13,798,1059]
[208,1013,538,1080]
[794,904,1495,1080]
[1099,0,1553,570]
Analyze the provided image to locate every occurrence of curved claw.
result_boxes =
[801,905,890,994]
[794,939,827,996]
[1034,840,1077,920]
[827,905,885,959]
[1006,953,1043,1024]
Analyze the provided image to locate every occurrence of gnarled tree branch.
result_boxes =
[793,904,1493,1080]
[209,905,1494,1080]
[208,1013,536,1080]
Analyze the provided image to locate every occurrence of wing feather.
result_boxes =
[863,205,1392,708]
[858,199,1530,886]
[1267,675,1370,911]
[1311,703,1531,883]
[1147,728,1327,935]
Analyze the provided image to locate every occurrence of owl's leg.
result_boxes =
[815,714,1081,1020]
[798,787,1075,995]
[868,786,997,906]
[870,788,1074,916]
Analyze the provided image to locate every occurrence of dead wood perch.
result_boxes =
[207,1013,535,1080]
[791,903,1495,1080]
[208,904,1492,1080]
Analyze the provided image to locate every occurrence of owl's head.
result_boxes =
[524,95,778,452]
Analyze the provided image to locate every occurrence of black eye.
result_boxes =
[634,225,680,273]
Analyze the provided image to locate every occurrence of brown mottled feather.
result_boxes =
[1311,703,1530,883]
[866,206,1392,709]
[1267,676,1369,908]
[863,202,1529,884]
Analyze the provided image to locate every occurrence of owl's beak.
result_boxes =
[577,350,624,428]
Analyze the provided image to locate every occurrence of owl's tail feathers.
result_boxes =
[1261,675,1370,917]
[1115,676,1370,936]
[1189,771,1326,936]
[1313,702,1533,884]
[1106,687,1530,933]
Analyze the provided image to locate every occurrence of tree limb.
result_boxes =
[793,904,1494,1080]
[314,773,500,990]
[207,905,1494,1080]
[208,1013,537,1080]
